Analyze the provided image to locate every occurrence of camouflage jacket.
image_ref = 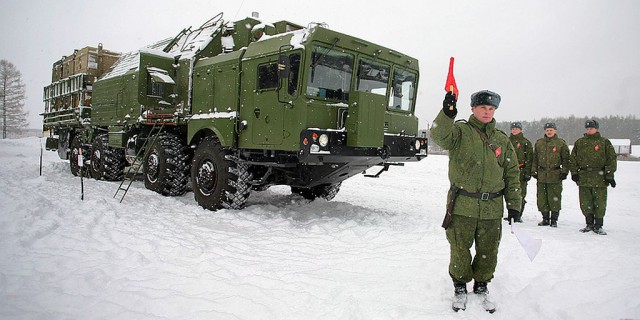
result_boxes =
[431,110,522,219]
[569,132,617,187]
[509,132,533,180]
[531,134,570,183]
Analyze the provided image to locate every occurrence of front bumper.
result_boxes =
[298,129,427,163]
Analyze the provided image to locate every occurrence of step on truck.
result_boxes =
[42,12,427,210]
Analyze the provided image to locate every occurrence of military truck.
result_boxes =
[43,13,427,210]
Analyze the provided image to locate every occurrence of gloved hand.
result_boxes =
[606,177,616,188]
[507,209,521,225]
[571,174,579,185]
[560,173,568,180]
[442,92,457,118]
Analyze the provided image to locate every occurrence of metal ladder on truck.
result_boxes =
[114,121,166,203]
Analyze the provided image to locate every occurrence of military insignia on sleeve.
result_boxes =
[517,142,521,148]
[495,147,502,157]
[595,145,599,151]
[553,146,557,153]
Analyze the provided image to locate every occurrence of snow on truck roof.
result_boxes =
[100,15,226,80]
[100,15,310,81]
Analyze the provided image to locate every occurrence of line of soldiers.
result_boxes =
[431,90,619,311]
[509,119,618,235]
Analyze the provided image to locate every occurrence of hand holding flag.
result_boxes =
[442,57,458,118]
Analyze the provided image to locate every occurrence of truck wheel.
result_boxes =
[69,135,87,177]
[224,162,253,209]
[191,136,230,210]
[291,182,342,201]
[191,136,252,210]
[143,133,190,196]
[90,134,126,181]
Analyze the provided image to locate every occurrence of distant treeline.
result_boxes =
[496,115,640,144]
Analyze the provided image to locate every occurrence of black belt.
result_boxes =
[456,189,503,200]
[579,167,604,172]
[538,166,561,171]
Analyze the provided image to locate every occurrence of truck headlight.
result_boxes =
[415,139,421,150]
[319,134,329,147]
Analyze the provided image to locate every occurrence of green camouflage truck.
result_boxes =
[43,13,427,210]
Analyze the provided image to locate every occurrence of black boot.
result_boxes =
[538,212,550,226]
[579,215,595,233]
[473,281,487,294]
[473,281,496,313]
[452,282,467,312]
[593,218,607,235]
[550,211,559,228]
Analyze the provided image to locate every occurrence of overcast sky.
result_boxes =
[1,0,639,129]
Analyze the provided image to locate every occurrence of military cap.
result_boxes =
[510,121,523,129]
[585,119,599,129]
[470,90,501,108]
[544,122,557,130]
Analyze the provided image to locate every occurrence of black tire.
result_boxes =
[90,134,125,181]
[225,162,253,209]
[191,136,252,210]
[69,134,87,177]
[143,133,190,196]
[291,182,341,201]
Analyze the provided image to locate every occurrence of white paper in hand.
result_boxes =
[77,151,83,167]
[511,223,542,262]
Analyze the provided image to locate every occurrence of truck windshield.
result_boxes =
[306,45,353,101]
[389,68,417,112]
[356,58,389,97]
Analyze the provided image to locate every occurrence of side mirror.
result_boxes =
[277,54,290,79]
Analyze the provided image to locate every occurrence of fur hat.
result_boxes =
[470,90,501,108]
[544,122,557,130]
[585,119,599,129]
[510,121,523,130]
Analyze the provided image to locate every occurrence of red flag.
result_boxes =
[445,57,459,100]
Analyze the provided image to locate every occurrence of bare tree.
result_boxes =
[1,59,29,139]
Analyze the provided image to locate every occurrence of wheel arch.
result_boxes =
[187,118,236,148]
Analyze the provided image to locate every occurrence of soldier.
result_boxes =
[509,121,533,220]
[531,122,570,227]
[569,119,617,235]
[431,90,521,313]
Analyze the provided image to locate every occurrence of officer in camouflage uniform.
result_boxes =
[569,119,617,235]
[431,90,521,310]
[509,121,533,220]
[531,123,570,227]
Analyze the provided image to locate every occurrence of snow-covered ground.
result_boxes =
[1,137,639,319]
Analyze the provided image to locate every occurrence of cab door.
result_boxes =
[239,55,284,147]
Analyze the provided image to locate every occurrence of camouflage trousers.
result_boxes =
[446,215,502,284]
[579,186,608,219]
[536,182,563,212]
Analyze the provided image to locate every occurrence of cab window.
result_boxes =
[288,53,301,95]
[356,58,389,96]
[258,62,279,90]
[389,68,417,111]
[306,45,353,101]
